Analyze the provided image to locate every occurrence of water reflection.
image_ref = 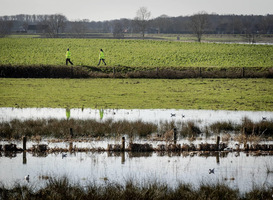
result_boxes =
[1,147,271,160]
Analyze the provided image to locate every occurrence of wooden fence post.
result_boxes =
[121,137,125,151]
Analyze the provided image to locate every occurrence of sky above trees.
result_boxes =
[1,0,273,21]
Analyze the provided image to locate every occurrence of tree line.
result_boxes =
[1,8,273,41]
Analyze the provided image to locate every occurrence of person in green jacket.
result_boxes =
[66,48,73,65]
[97,49,106,66]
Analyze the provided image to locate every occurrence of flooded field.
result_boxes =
[0,151,272,194]
[1,107,273,194]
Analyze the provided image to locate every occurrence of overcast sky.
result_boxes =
[1,0,272,21]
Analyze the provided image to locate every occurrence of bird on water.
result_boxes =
[25,175,30,182]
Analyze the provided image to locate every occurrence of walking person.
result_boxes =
[66,48,73,65]
[97,49,106,66]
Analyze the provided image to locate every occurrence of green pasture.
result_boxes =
[0,38,273,68]
[0,78,272,111]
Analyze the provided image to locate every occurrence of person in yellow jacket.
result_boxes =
[97,49,106,66]
[66,48,73,65]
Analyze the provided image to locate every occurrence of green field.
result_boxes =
[1,38,273,67]
[0,78,272,111]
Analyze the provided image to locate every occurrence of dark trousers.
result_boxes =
[98,59,106,65]
[66,58,73,65]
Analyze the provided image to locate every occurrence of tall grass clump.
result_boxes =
[241,117,273,137]
[1,177,272,200]
[243,186,273,200]
[158,120,176,136]
[198,182,239,200]
[209,121,239,134]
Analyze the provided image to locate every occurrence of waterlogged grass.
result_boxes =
[0,78,272,110]
[0,38,273,67]
[1,117,272,140]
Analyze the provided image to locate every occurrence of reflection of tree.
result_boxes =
[66,108,70,120]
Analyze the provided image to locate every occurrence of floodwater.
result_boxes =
[1,107,273,125]
[1,107,273,193]
[0,151,272,194]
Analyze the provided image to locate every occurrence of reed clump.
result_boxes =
[0,118,157,139]
[180,121,201,138]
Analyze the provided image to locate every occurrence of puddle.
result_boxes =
[0,151,272,194]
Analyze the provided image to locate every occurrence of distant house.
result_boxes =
[16,26,27,33]
[27,24,48,34]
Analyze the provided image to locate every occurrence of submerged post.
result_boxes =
[216,136,220,151]
[121,152,125,164]
[23,136,27,151]
[216,152,220,164]
[173,128,177,144]
[121,137,125,151]
[23,151,27,164]
[69,142,73,152]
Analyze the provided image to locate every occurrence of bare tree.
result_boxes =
[190,11,209,42]
[0,19,13,37]
[70,20,89,37]
[153,15,170,34]
[112,21,124,38]
[260,15,273,34]
[134,7,151,38]
[42,14,67,38]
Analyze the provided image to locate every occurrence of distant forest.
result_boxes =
[1,13,273,38]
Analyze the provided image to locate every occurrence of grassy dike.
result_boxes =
[0,78,272,111]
